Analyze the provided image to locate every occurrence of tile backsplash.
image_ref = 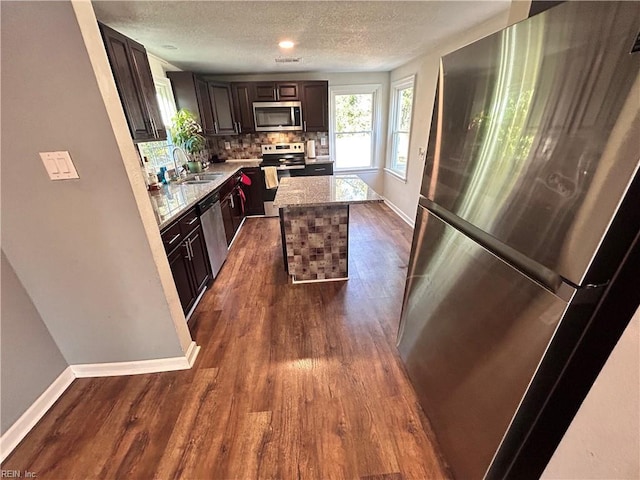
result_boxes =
[210,132,330,160]
[138,131,329,170]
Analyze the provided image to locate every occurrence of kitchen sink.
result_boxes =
[182,179,215,185]
[188,173,224,181]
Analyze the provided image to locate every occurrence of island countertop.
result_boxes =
[273,175,383,208]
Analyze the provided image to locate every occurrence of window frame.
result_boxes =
[329,84,383,172]
[153,75,177,132]
[385,75,416,182]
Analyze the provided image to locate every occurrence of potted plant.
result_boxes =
[170,109,206,173]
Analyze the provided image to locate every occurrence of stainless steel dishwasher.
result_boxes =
[197,193,228,279]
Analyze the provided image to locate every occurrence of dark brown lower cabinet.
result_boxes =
[221,193,235,245]
[242,167,265,215]
[168,242,196,313]
[165,221,211,315]
[303,163,333,176]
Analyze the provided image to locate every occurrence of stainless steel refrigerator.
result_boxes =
[397,2,640,479]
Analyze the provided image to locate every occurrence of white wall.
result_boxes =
[542,307,640,479]
[208,71,389,193]
[0,252,69,434]
[2,1,191,364]
[383,3,530,223]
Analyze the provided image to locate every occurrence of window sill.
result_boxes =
[335,167,380,174]
[384,168,408,183]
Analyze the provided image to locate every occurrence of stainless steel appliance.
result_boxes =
[397,3,640,479]
[253,101,303,132]
[197,193,228,279]
[260,143,306,216]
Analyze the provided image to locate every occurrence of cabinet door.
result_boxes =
[276,82,299,100]
[242,167,265,215]
[231,187,243,230]
[196,78,217,136]
[129,41,167,140]
[208,83,236,135]
[100,24,153,141]
[301,81,329,132]
[231,83,255,133]
[221,195,235,245]
[186,225,211,294]
[168,243,196,313]
[255,82,277,101]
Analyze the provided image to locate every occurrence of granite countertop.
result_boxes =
[273,174,383,208]
[149,161,260,229]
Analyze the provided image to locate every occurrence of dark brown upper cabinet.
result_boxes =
[168,73,237,136]
[167,72,216,136]
[99,23,166,142]
[231,82,255,134]
[301,81,329,132]
[208,82,237,135]
[254,82,300,101]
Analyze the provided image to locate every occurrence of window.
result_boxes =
[154,76,177,131]
[387,75,415,180]
[330,85,381,170]
[137,76,178,171]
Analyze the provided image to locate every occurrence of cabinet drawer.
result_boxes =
[161,222,183,253]
[179,208,201,235]
[304,164,333,176]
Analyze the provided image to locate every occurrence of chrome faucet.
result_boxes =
[172,146,188,179]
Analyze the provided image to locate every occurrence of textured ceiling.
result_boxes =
[92,1,511,74]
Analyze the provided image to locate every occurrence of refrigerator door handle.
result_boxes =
[420,196,577,302]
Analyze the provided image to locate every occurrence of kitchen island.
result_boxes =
[273,175,383,283]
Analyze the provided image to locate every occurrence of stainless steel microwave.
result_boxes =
[253,101,303,132]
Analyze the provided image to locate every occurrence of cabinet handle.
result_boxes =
[237,122,242,134]
[303,120,307,132]
[184,241,191,260]
[273,88,277,100]
[167,233,181,245]
[214,121,218,134]
[187,216,198,226]
[230,193,235,209]
[188,237,195,259]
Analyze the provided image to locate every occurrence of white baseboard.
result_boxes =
[383,198,415,228]
[0,343,200,461]
[71,341,200,378]
[0,367,75,462]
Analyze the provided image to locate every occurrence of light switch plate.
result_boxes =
[320,137,327,146]
[39,151,79,180]
[224,142,231,150]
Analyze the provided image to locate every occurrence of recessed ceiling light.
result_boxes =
[278,40,294,49]
[162,44,178,50]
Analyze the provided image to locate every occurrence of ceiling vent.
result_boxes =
[275,57,302,64]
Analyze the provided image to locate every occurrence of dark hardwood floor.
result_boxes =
[3,202,451,479]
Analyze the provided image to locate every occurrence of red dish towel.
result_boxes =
[240,172,252,186]
[237,186,246,215]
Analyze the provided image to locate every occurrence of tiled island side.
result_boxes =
[273,175,383,283]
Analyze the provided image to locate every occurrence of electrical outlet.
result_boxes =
[320,137,327,146]
[224,142,231,150]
